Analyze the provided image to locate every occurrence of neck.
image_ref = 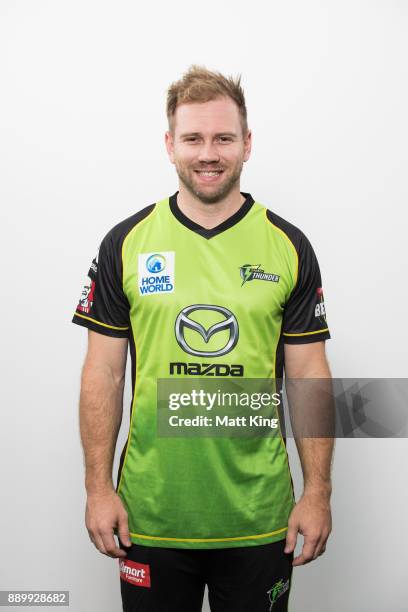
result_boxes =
[176,184,246,230]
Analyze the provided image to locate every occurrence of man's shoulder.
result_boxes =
[256,200,307,253]
[102,201,158,247]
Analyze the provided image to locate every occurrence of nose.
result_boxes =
[197,140,220,164]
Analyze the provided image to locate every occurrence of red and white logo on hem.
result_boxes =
[119,559,151,588]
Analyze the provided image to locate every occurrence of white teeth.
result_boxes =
[197,171,221,176]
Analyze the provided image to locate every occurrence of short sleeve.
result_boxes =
[282,233,331,344]
[71,230,130,338]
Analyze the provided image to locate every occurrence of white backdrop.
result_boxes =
[1,1,407,610]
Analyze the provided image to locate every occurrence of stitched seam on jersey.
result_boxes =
[73,313,129,330]
[274,323,296,507]
[121,202,158,258]
[283,328,329,337]
[118,202,157,332]
[263,204,296,509]
[129,526,288,542]
[117,204,158,497]
[263,207,299,289]
[116,332,138,496]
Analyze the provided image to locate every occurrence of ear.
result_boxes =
[165,131,175,164]
[243,129,252,163]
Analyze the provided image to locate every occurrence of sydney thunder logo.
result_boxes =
[267,578,290,609]
[239,264,280,286]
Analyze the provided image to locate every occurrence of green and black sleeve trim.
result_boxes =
[266,209,331,344]
[72,204,156,338]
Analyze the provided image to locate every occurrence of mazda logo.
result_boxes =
[174,304,239,357]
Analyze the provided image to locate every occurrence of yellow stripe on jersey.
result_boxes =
[283,328,329,337]
[73,312,129,330]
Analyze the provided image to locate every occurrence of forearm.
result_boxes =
[79,362,125,495]
[294,436,334,498]
[292,356,334,496]
[285,344,335,498]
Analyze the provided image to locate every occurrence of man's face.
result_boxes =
[165,97,252,204]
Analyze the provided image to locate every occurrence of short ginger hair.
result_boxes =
[166,65,248,135]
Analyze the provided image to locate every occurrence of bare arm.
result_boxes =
[283,341,334,566]
[284,341,334,496]
[79,330,131,557]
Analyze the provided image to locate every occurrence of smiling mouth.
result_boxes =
[194,170,224,177]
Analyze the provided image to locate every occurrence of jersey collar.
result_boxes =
[169,191,255,240]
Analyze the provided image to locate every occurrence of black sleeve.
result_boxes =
[282,233,331,344]
[71,229,130,338]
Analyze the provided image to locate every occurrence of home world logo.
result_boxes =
[138,251,175,295]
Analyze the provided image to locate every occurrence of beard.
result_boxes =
[174,160,244,204]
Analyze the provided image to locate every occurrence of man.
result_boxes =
[72,65,333,612]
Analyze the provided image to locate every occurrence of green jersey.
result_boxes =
[72,191,330,549]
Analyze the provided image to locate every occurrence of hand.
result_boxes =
[284,490,332,566]
[85,489,132,558]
